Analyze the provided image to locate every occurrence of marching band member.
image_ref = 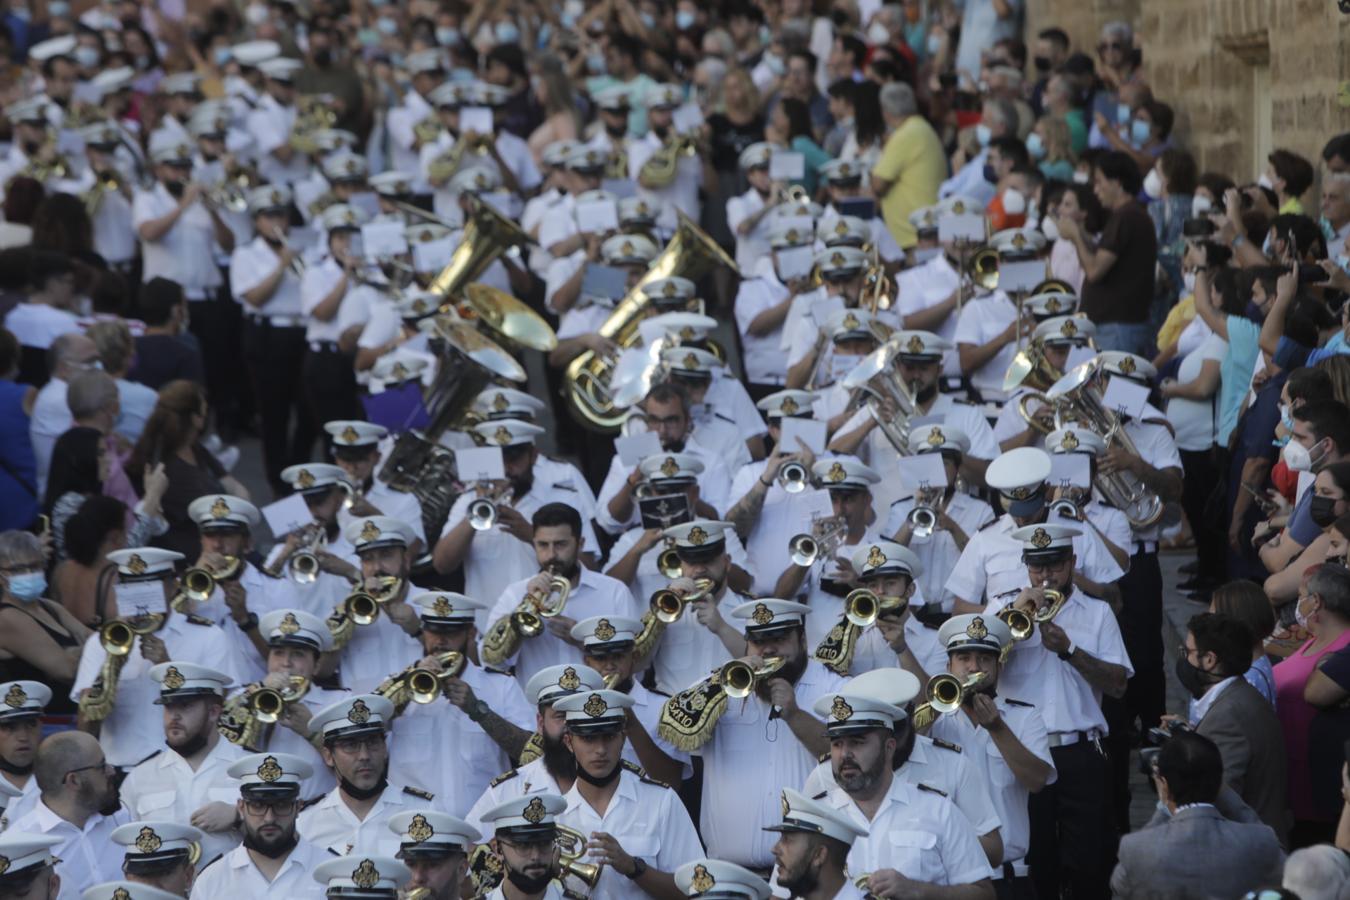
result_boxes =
[326,421,425,545]
[134,132,233,299]
[994,315,1098,451]
[387,810,479,900]
[473,794,573,900]
[150,73,202,148]
[548,231,658,371]
[726,142,779,273]
[109,819,204,893]
[0,681,48,825]
[538,145,607,260]
[312,854,410,899]
[930,615,1057,899]
[480,504,640,689]
[296,694,438,857]
[337,517,424,693]
[368,171,418,225]
[81,121,137,277]
[71,549,240,769]
[475,82,543,196]
[734,220,820,399]
[786,247,886,391]
[1041,428,1132,571]
[659,346,763,468]
[818,159,905,268]
[989,524,1131,900]
[893,201,973,371]
[192,752,327,898]
[244,57,309,187]
[118,663,243,868]
[0,833,64,899]
[265,464,361,588]
[552,688,703,900]
[674,859,771,899]
[815,541,934,678]
[386,50,446,191]
[954,227,1041,405]
[765,789,870,900]
[632,83,709,231]
[585,87,635,171]
[387,593,535,817]
[523,141,579,274]
[809,308,883,426]
[220,40,283,122]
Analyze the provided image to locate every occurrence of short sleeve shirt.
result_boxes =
[1080,201,1157,325]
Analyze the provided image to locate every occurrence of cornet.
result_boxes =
[649,577,714,624]
[266,523,326,583]
[480,575,571,665]
[996,586,1067,656]
[843,589,905,628]
[178,556,241,604]
[250,675,310,724]
[339,575,403,626]
[778,460,809,494]
[911,671,987,729]
[788,516,847,567]
[406,651,467,704]
[467,481,512,531]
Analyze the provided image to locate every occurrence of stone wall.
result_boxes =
[1026,0,1350,185]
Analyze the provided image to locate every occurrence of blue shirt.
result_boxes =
[1246,656,1277,708]
[1218,315,1262,446]
[0,379,38,530]
[1287,486,1322,548]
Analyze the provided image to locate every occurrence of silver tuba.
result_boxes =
[841,340,917,456]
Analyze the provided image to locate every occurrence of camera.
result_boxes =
[1138,721,1190,778]
[1182,217,1216,238]
[1296,263,1330,286]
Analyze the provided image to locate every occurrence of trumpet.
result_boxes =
[467,481,512,531]
[266,522,326,583]
[659,656,785,750]
[996,587,1067,657]
[250,675,310,724]
[718,656,785,699]
[339,575,404,627]
[650,577,714,624]
[375,651,467,712]
[555,824,603,889]
[177,556,241,605]
[788,516,847,567]
[267,224,306,278]
[843,588,905,628]
[480,575,571,665]
[1048,496,1082,521]
[911,671,987,730]
[778,460,809,494]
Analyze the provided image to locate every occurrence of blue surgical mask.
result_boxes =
[1026,132,1046,160]
[587,52,606,75]
[926,32,942,56]
[1116,102,1131,124]
[49,0,70,17]
[436,27,460,47]
[75,45,101,68]
[357,28,379,47]
[495,21,520,45]
[974,123,991,147]
[762,52,784,76]
[640,11,656,30]
[1245,300,1264,322]
[376,17,398,36]
[7,572,46,602]
[1320,216,1338,245]
[1130,118,1151,145]
[676,10,695,30]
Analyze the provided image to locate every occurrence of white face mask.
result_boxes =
[1071,170,1089,185]
[1041,216,1060,241]
[1191,195,1213,217]
[1002,189,1026,215]
[866,22,890,46]
[1282,438,1319,472]
[1182,270,1196,293]
[1142,168,1163,200]
[1296,594,1314,629]
[1257,173,1274,191]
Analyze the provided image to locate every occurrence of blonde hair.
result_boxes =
[1037,115,1074,165]
[719,67,760,121]
[86,319,134,375]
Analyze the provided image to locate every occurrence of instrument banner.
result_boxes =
[658,674,732,752]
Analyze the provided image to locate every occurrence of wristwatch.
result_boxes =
[467,699,491,722]
[625,858,648,880]
[1057,641,1076,662]
[237,612,258,632]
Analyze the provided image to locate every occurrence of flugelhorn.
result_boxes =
[843,589,906,628]
[788,516,847,567]
[911,671,987,730]
[407,651,467,704]
[650,577,714,624]
[178,556,241,604]
[250,675,310,724]
[338,575,403,627]
[80,612,167,721]
[656,541,682,579]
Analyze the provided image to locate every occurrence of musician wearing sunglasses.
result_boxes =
[192,751,328,899]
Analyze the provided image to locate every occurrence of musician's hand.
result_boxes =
[261,672,292,691]
[545,614,579,642]
[1012,586,1047,614]
[635,527,664,553]
[765,677,798,716]
[1030,404,1056,433]
[525,572,554,598]
[179,182,202,206]
[833,555,858,585]
[222,582,249,620]
[444,676,475,711]
[139,634,169,664]
[965,692,1002,728]
[1039,621,1071,655]
[690,596,724,631]
[865,867,925,899]
[585,832,637,877]
[582,332,619,357]
[189,801,239,833]
[383,595,419,631]
[792,436,817,471]
[1099,447,1140,476]
[280,699,313,736]
[495,504,533,543]
[874,612,910,653]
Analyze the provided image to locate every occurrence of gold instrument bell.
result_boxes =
[965,247,1000,292]
[458,283,557,352]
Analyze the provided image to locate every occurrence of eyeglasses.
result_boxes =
[65,760,112,778]
[243,799,298,816]
[332,735,385,754]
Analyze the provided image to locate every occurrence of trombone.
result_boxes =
[467,481,512,531]
[788,516,847,567]
[911,671,987,730]
[267,224,306,279]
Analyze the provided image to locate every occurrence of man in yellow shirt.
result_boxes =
[870,82,947,249]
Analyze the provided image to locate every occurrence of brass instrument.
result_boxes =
[911,671,987,730]
[79,612,167,721]
[177,556,241,605]
[467,480,512,531]
[965,246,1000,293]
[788,516,847,567]
[861,262,896,316]
[428,193,530,300]
[426,132,492,184]
[841,340,918,456]
[374,651,466,713]
[658,657,785,751]
[20,136,73,184]
[480,575,571,665]
[267,224,307,279]
[638,133,698,189]
[265,523,326,583]
[289,95,338,154]
[563,211,739,433]
[206,163,255,213]
[250,675,310,724]
[555,824,603,890]
[815,589,907,674]
[338,575,403,627]
[83,168,123,216]
[467,844,506,895]
[413,114,444,147]
[997,587,1067,659]
[650,577,714,624]
[657,541,682,579]
[459,283,558,353]
[778,460,809,494]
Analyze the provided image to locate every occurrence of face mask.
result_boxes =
[1182,270,1196,294]
[1296,595,1314,629]
[1130,118,1151,146]
[244,3,268,26]
[1072,170,1090,185]
[1192,195,1213,217]
[926,33,942,56]
[676,10,695,29]
[75,45,100,68]
[866,22,890,45]
[1002,189,1026,215]
[376,17,399,36]
[1244,300,1264,323]
[494,21,520,45]
[212,46,231,66]
[974,123,991,147]
[1143,168,1163,200]
[587,52,606,75]
[982,163,997,185]
[434,27,459,46]
[6,572,45,601]
[1174,655,1212,700]
[1282,438,1315,472]
[1026,132,1046,160]
[762,52,784,76]
[1311,495,1341,528]
[1041,215,1060,241]
[357,28,379,47]
[1261,231,1275,257]
[134,54,150,70]
[1257,173,1274,191]
[49,0,70,15]
[1116,103,1131,124]
[640,11,656,30]
[1320,216,1337,244]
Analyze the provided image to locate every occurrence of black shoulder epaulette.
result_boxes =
[638,770,672,789]
[930,737,963,753]
[817,751,830,763]
[1004,698,1034,708]
[403,785,435,801]
[620,759,647,777]
[917,782,948,797]
[551,481,578,492]
[713,411,735,424]
[298,796,323,812]
[133,749,163,767]
[328,847,341,856]
[977,518,999,532]
[489,768,519,788]
[198,852,225,873]
[812,790,828,800]
[185,613,214,626]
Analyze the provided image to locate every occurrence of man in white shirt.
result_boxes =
[385,810,479,900]
[191,751,328,899]
[80,121,138,275]
[474,794,573,900]
[133,132,233,299]
[725,142,778,274]
[661,345,765,466]
[386,50,445,193]
[109,819,204,893]
[28,331,98,496]
[631,83,708,231]
[4,251,82,376]
[0,680,50,825]
[765,789,870,900]
[993,315,1097,452]
[325,420,426,546]
[244,58,309,186]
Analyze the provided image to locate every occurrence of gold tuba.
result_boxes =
[638,134,698,189]
[427,193,530,301]
[911,671,987,730]
[83,168,123,216]
[562,212,739,433]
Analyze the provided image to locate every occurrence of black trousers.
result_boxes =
[243,319,316,496]
[302,343,361,459]
[1180,447,1225,582]
[993,875,1037,900]
[1118,550,1165,732]
[1028,739,1116,900]
[186,290,246,435]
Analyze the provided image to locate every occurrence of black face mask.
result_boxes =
[243,827,299,858]
[1174,656,1214,700]
[506,867,553,894]
[574,757,622,787]
[0,755,32,776]
[604,121,626,138]
[1311,495,1341,528]
[337,761,389,801]
[165,180,186,198]
[313,48,332,67]
[1033,55,1052,73]
[915,383,938,405]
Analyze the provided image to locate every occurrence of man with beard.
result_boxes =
[551,689,702,899]
[9,731,128,896]
[466,665,607,837]
[230,184,314,496]
[694,600,845,874]
[337,517,426,693]
[482,504,641,689]
[109,820,203,895]
[193,752,326,898]
[0,681,50,824]
[596,384,735,536]
[325,421,427,547]
[813,690,993,899]
[119,664,244,868]
[0,833,63,900]
[388,593,536,817]
[476,794,572,900]
[570,616,689,786]
[765,788,869,900]
[436,419,600,633]
[930,616,1057,900]
[387,810,479,900]
[297,694,437,857]
[71,548,241,769]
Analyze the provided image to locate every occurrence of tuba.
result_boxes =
[841,339,918,456]
[911,671,987,730]
[658,657,784,751]
[638,134,698,189]
[480,575,571,665]
[427,193,531,302]
[562,212,739,433]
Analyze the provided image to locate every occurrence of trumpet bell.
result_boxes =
[998,606,1034,641]
[561,858,603,889]
[100,620,135,656]
[788,533,819,567]
[515,610,544,638]
[845,589,881,628]
[908,506,937,538]
[290,551,320,584]
[345,591,380,626]
[967,247,1000,292]
[182,567,215,604]
[467,498,498,531]
[651,589,685,624]
[407,668,443,704]
[1034,589,1066,622]
[656,547,682,580]
[927,673,965,714]
[778,461,808,494]
[251,688,284,724]
[720,660,756,699]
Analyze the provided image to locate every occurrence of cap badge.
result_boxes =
[688,526,708,546]
[411,298,428,315]
[834,220,848,235]
[831,696,854,721]
[432,596,454,617]
[683,352,699,370]
[826,462,847,483]
[522,796,547,824]
[347,698,372,725]
[679,327,695,340]
[830,251,845,267]
[492,393,510,412]
[127,553,147,575]
[751,603,774,626]
[340,425,360,444]
[594,619,617,641]
[278,613,301,635]
[926,427,945,448]
[1030,527,1052,550]
[351,860,380,889]
[257,755,283,782]
[966,616,988,640]
[659,456,680,478]
[135,826,163,853]
[620,240,634,256]
[866,546,886,570]
[842,312,860,331]
[1060,318,1078,337]
[781,791,791,818]
[662,281,677,297]
[1045,296,1062,313]
[4,684,27,708]
[162,666,185,690]
[779,396,799,415]
[295,469,315,489]
[691,865,716,892]
[951,200,966,214]
[1007,485,1033,500]
[1119,356,1137,375]
[583,693,608,718]
[210,497,231,519]
[785,228,799,243]
[407,813,434,842]
[906,334,925,354]
[360,520,382,543]
[1011,232,1027,250]
[1061,430,1080,451]
[559,667,581,690]
[493,426,512,446]
[0,857,8,875]
[113,889,131,900]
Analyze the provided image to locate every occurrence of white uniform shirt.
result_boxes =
[536,192,579,255]
[119,738,247,867]
[522,187,567,276]
[953,290,1017,401]
[795,526,888,653]
[334,479,427,548]
[943,514,1125,609]
[929,697,1056,863]
[133,184,225,295]
[483,567,643,690]
[701,375,768,446]
[495,129,543,193]
[245,94,308,186]
[979,590,1134,735]
[650,588,748,697]
[624,681,693,777]
[883,490,998,609]
[786,298,899,373]
[89,183,137,265]
[559,767,703,900]
[296,780,443,857]
[8,800,128,900]
[485,884,569,900]
[388,663,535,817]
[443,458,599,633]
[896,254,962,374]
[386,91,434,191]
[594,436,734,534]
[629,132,700,230]
[0,772,39,828]
[464,756,563,837]
[1078,501,1134,565]
[825,778,992,885]
[339,609,424,695]
[189,838,329,900]
[726,186,771,273]
[819,205,905,265]
[696,661,846,869]
[1121,416,1183,544]
[545,254,612,339]
[69,614,244,767]
[734,262,791,385]
[300,257,377,343]
[230,236,305,320]
[727,459,833,596]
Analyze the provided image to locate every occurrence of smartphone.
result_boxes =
[1241,482,1277,512]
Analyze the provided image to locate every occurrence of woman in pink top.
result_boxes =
[1274,562,1350,847]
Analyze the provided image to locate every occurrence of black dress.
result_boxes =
[0,599,82,715]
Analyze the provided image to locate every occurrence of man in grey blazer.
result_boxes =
[1176,612,1290,844]
[1111,731,1285,899]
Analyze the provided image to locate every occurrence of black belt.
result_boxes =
[996,859,1028,880]
[309,340,340,352]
